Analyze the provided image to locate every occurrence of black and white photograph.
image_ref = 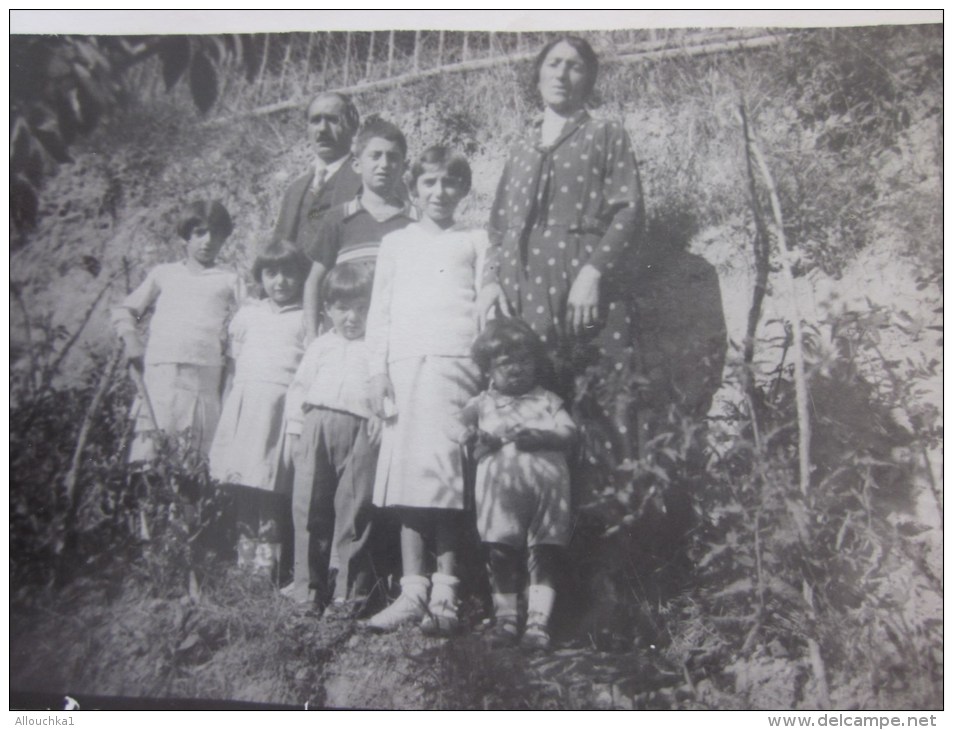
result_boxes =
[8,10,943,713]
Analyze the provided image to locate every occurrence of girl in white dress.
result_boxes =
[364,147,492,635]
[209,239,309,574]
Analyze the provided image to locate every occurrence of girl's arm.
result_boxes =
[364,239,395,418]
[303,261,328,342]
[284,342,321,437]
[110,267,162,370]
[220,306,247,401]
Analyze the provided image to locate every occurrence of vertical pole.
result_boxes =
[343,31,351,86]
[365,30,375,79]
[321,32,330,87]
[462,31,468,62]
[489,32,495,58]
[256,33,270,101]
[303,32,314,87]
[387,29,395,77]
[278,39,293,96]
[413,30,420,73]
[437,30,444,67]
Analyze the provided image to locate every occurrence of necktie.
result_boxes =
[312,167,327,195]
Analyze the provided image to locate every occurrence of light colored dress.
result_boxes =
[111,260,244,462]
[365,223,487,510]
[469,386,575,547]
[209,298,306,492]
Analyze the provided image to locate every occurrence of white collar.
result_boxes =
[314,155,348,180]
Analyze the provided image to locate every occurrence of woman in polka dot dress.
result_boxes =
[483,35,645,493]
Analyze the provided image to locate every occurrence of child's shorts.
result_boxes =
[474,445,572,548]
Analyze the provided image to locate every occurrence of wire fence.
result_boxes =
[127,27,788,122]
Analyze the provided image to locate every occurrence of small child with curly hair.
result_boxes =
[466,316,576,650]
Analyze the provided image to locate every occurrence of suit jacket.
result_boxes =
[274,161,363,249]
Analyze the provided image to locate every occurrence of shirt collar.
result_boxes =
[342,195,414,223]
[267,299,302,314]
[314,154,349,181]
[532,109,590,151]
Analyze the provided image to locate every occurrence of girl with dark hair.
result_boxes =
[112,199,243,463]
[481,35,646,492]
[209,238,308,576]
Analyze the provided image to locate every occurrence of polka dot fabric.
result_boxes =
[487,110,644,349]
[485,110,646,475]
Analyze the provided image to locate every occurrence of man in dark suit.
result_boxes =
[274,91,363,336]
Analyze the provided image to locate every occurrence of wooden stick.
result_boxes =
[62,345,125,509]
[365,30,375,80]
[303,32,314,86]
[343,32,351,87]
[387,30,394,77]
[739,100,772,405]
[128,363,160,434]
[749,136,812,496]
[321,31,330,87]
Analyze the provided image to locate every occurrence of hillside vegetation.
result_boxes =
[10,26,942,709]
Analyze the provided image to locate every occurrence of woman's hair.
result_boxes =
[352,117,408,158]
[471,316,547,374]
[531,35,600,106]
[305,91,360,133]
[251,238,310,285]
[408,146,472,195]
[176,200,234,241]
[323,261,374,307]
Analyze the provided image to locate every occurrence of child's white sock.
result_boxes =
[526,584,556,627]
[401,574,431,605]
[429,573,460,613]
[492,592,519,622]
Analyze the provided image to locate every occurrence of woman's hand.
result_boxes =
[476,283,511,329]
[566,264,602,336]
[368,373,395,419]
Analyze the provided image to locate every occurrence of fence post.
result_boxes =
[462,31,468,62]
[321,32,330,87]
[413,30,421,73]
[437,30,444,67]
[256,33,271,102]
[278,38,293,97]
[303,32,314,86]
[387,29,395,77]
[343,31,351,86]
[489,31,495,58]
[365,30,375,79]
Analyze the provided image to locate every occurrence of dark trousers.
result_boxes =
[291,407,378,604]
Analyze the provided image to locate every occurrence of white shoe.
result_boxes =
[364,576,429,632]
